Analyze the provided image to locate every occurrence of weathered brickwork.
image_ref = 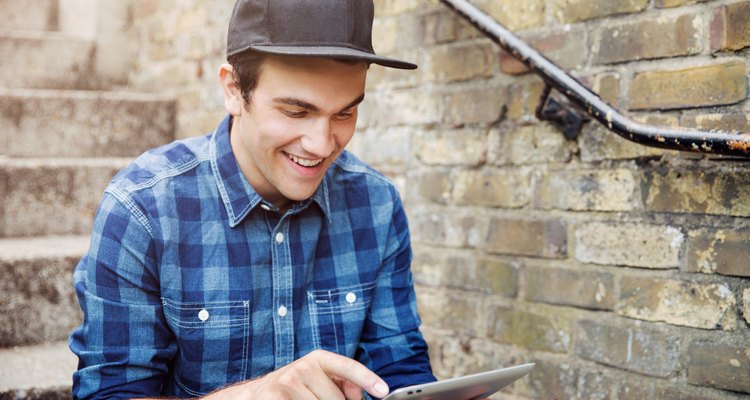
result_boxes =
[593,13,702,65]
[126,0,750,397]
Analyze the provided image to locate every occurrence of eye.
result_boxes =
[333,110,355,121]
[282,109,307,118]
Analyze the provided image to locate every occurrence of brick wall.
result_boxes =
[128,0,750,398]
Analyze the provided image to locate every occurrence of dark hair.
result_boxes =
[227,50,265,107]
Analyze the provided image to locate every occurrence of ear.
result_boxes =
[219,63,243,116]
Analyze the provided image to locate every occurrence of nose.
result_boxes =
[301,117,336,157]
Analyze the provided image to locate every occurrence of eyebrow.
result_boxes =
[274,93,366,114]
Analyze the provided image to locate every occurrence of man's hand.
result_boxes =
[205,350,389,400]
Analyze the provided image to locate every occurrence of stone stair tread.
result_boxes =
[0,156,134,168]
[0,88,176,158]
[0,31,95,90]
[0,87,174,102]
[0,29,85,41]
[0,0,58,32]
[0,235,90,262]
[0,341,75,392]
[0,157,132,237]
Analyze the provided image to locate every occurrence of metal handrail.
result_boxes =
[440,0,750,158]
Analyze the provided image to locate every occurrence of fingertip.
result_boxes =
[373,381,389,398]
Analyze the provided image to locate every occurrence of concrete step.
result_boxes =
[0,0,59,32]
[0,88,176,158]
[0,235,88,347]
[0,157,131,237]
[0,341,75,399]
[0,30,97,90]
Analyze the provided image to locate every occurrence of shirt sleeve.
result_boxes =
[355,191,437,396]
[70,191,175,400]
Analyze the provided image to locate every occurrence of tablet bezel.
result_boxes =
[382,362,535,400]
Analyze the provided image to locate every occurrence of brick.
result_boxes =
[525,360,578,400]
[412,248,519,296]
[575,223,683,268]
[579,124,672,162]
[481,0,546,30]
[442,85,507,126]
[417,8,485,46]
[374,0,424,17]
[372,15,425,55]
[500,26,588,75]
[641,168,750,217]
[687,229,750,278]
[410,209,484,248]
[453,168,532,208]
[504,80,546,121]
[711,2,750,52]
[416,288,485,336]
[424,333,520,380]
[617,277,738,330]
[490,123,574,166]
[133,0,160,19]
[575,320,680,377]
[486,218,567,258]
[409,169,452,205]
[366,58,421,91]
[744,288,750,325]
[488,306,573,353]
[593,72,621,107]
[688,339,750,394]
[536,168,636,212]
[348,126,411,167]
[424,42,497,83]
[656,0,709,7]
[628,60,748,110]
[681,113,750,134]
[412,128,487,167]
[524,266,614,310]
[552,0,648,23]
[618,377,748,400]
[578,370,613,400]
[359,89,442,128]
[594,13,702,65]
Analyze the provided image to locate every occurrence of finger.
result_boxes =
[283,358,346,400]
[340,380,364,400]
[313,351,389,398]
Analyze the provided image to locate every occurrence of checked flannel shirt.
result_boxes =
[69,115,435,399]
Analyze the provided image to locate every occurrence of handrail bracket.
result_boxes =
[536,84,590,141]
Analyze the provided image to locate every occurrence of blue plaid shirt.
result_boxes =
[70,116,435,399]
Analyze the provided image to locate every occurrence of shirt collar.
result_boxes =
[210,115,332,227]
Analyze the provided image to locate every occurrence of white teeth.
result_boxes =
[287,153,323,167]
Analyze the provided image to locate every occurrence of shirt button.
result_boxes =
[198,309,209,321]
[278,305,288,317]
[275,232,285,243]
[260,204,271,211]
[345,292,357,304]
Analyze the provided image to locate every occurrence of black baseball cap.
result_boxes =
[227,0,417,70]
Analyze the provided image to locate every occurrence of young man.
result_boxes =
[70,0,435,399]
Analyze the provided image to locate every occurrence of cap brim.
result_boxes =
[249,45,418,70]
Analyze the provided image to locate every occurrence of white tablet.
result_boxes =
[382,363,535,400]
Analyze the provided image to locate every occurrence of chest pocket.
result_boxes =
[307,282,375,358]
[161,298,251,396]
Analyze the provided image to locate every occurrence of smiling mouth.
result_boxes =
[285,152,324,168]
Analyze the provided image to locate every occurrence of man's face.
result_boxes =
[228,55,368,212]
